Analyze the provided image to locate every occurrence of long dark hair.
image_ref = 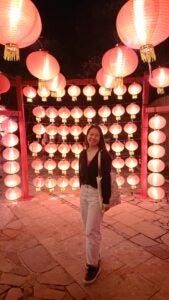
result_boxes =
[85,125,106,150]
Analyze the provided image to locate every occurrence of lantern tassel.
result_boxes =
[4,43,20,61]
[140,44,156,63]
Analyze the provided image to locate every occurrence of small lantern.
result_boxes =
[33,176,45,191]
[125,140,138,156]
[2,133,19,147]
[113,84,127,100]
[99,124,108,135]
[58,142,70,158]
[56,176,69,191]
[112,104,125,120]
[46,73,66,97]
[148,159,165,173]
[149,114,166,130]
[5,187,22,201]
[45,106,58,123]
[3,161,20,174]
[44,159,57,174]
[55,88,66,102]
[148,145,165,159]
[149,67,169,94]
[37,86,50,102]
[0,72,10,95]
[125,157,138,172]
[148,173,165,187]
[71,142,83,157]
[70,125,82,141]
[45,142,57,158]
[98,106,111,122]
[82,124,91,135]
[45,177,57,192]
[58,124,70,141]
[3,147,20,161]
[69,175,80,190]
[1,118,18,133]
[128,82,142,99]
[109,123,122,139]
[31,158,43,174]
[82,85,96,101]
[4,174,21,188]
[23,86,37,102]
[46,124,58,140]
[111,141,124,156]
[32,106,46,123]
[84,106,96,123]
[33,123,46,139]
[148,130,166,144]
[58,159,70,174]
[148,187,165,201]
[29,141,42,157]
[126,103,140,120]
[96,68,115,89]
[58,107,70,123]
[116,174,125,188]
[127,174,140,189]
[68,85,81,101]
[112,157,125,173]
[71,158,79,174]
[70,107,83,123]
[98,86,111,100]
[124,122,137,138]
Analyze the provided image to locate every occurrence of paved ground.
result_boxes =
[0,178,169,299]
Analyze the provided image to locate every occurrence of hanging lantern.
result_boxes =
[128,82,142,99]
[126,103,140,119]
[58,142,70,158]
[125,140,138,156]
[116,174,125,188]
[44,159,57,174]
[82,124,91,135]
[45,106,58,123]
[99,124,108,135]
[68,85,81,101]
[33,123,46,139]
[5,187,22,200]
[148,186,165,201]
[112,104,125,120]
[26,50,60,81]
[113,84,127,100]
[105,143,110,152]
[109,123,122,139]
[70,107,83,123]
[116,0,169,63]
[0,0,42,61]
[3,161,20,174]
[111,140,124,156]
[45,142,57,158]
[56,176,69,191]
[96,68,115,89]
[71,142,83,157]
[82,85,96,101]
[1,118,18,133]
[127,174,140,189]
[125,157,138,172]
[58,159,70,174]
[55,88,66,102]
[4,174,21,187]
[112,157,125,173]
[46,124,58,140]
[124,122,137,138]
[149,67,169,94]
[0,72,10,94]
[84,106,96,123]
[148,130,166,144]
[148,159,165,173]
[23,86,37,103]
[33,176,45,191]
[98,86,111,100]
[71,158,79,174]
[2,133,19,147]
[3,147,20,161]
[46,73,66,97]
[37,86,50,102]
[58,107,70,123]
[32,106,46,123]
[29,141,42,156]
[98,106,111,122]
[149,114,166,130]
[69,175,80,190]
[45,177,57,192]
[31,158,43,174]
[148,173,165,187]
[0,105,8,123]
[58,124,70,141]
[70,125,82,141]
[148,145,165,159]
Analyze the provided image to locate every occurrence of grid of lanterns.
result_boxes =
[28,95,141,192]
[0,105,22,200]
[147,114,166,201]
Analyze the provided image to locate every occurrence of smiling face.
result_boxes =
[87,127,101,148]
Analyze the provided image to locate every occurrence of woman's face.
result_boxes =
[87,128,100,147]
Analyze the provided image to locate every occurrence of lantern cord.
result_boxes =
[148,62,152,77]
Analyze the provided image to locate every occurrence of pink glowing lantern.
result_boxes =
[109,123,122,139]
[58,124,70,141]
[46,73,66,97]
[149,67,169,94]
[113,84,127,100]
[149,114,166,130]
[45,142,57,158]
[58,159,70,174]
[105,143,110,152]
[23,86,37,102]
[70,107,83,123]
[128,82,142,99]
[5,187,22,200]
[44,159,57,174]
[71,142,83,157]
[2,133,19,147]
[127,174,140,189]
[69,175,80,190]
[33,123,46,139]
[148,173,165,187]
[46,124,58,140]
[45,106,58,122]
[55,88,66,102]
[58,107,70,123]
[37,86,50,102]
[29,141,42,156]
[1,118,18,133]
[3,147,20,161]
[68,85,81,101]
[58,142,70,158]
[125,157,138,172]
[125,140,138,155]
[112,157,125,173]
[126,103,140,119]
[70,125,82,141]
[0,72,10,94]
[148,145,165,159]
[82,124,91,135]
[116,174,125,188]
[4,174,21,187]
[98,106,111,122]
[45,177,57,192]
[99,124,108,135]
[124,122,137,138]
[31,158,43,174]
[33,176,45,191]
[148,130,166,144]
[32,106,46,123]
[148,159,165,173]
[82,85,96,101]
[112,104,125,120]
[57,176,69,191]
[148,187,165,201]
[71,158,79,174]
[84,106,96,123]
[96,68,115,89]
[111,140,124,156]
[3,161,20,174]
[98,86,111,100]
[0,105,8,123]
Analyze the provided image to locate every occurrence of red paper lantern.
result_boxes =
[4,174,21,187]
[1,118,18,133]
[46,124,58,140]
[109,123,122,139]
[112,157,124,173]
[98,106,111,122]
[71,158,79,174]
[148,130,166,144]
[71,143,83,157]
[58,142,70,158]
[99,124,108,135]
[44,159,57,174]
[148,145,165,159]
[149,67,169,94]
[5,187,22,200]
[46,73,66,97]
[33,123,46,139]
[3,147,20,161]
[149,114,166,130]
[126,103,140,119]
[58,107,70,123]
[96,68,115,89]
[70,125,82,141]
[148,173,165,187]
[3,161,20,174]
[112,104,125,120]
[98,86,112,100]
[84,106,96,123]
[45,106,58,122]
[148,186,165,200]
[83,85,96,101]
[70,107,83,123]
[148,159,165,173]
[125,157,138,172]
[45,142,57,158]
[125,140,138,155]
[33,176,45,191]
[116,175,125,188]
[111,140,124,156]
[2,133,19,147]
[128,82,142,99]
[31,159,43,174]
[29,141,42,156]
[124,122,137,138]
[69,175,80,190]
[68,85,81,101]
[127,174,140,189]
[58,124,70,141]
[58,159,70,174]
[45,177,57,192]
[0,72,10,94]
[56,176,69,190]
[37,86,50,102]
[32,106,46,123]
[23,85,37,103]
[113,84,127,100]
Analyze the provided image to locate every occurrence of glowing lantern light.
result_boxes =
[96,68,115,89]
[68,85,81,101]
[46,124,58,140]
[125,140,138,156]
[58,159,70,174]
[112,104,125,121]
[33,123,46,139]
[70,107,83,123]
[26,50,60,81]
[148,145,165,159]
[99,124,108,135]
[0,72,10,94]
[148,186,165,201]
[33,176,45,191]
[71,158,79,174]
[44,159,57,174]
[82,124,91,135]
[105,143,110,152]
[45,106,58,122]
[1,118,18,133]
[0,105,8,123]
[29,141,42,156]
[2,133,19,147]
[98,106,111,122]
[70,125,82,141]
[99,86,111,100]
[58,124,70,141]
[57,176,69,191]
[127,174,140,189]
[31,158,43,174]
[23,86,36,102]
[83,85,96,101]
[116,174,125,188]
[148,159,165,173]
[128,82,142,99]
[126,103,140,119]
[32,106,46,123]
[149,114,166,130]
[149,67,169,94]
[58,107,70,123]
[3,161,20,174]
[113,84,127,100]
[109,123,122,139]
[111,140,124,156]
[5,187,22,200]
[0,0,42,61]
[46,73,66,97]
[125,157,138,172]
[112,157,125,173]
[3,147,19,161]
[69,175,80,190]
[116,0,169,63]
[84,106,96,123]
[71,143,83,157]
[58,142,70,158]
[4,174,21,187]
[37,86,50,102]
[55,88,66,102]
[124,122,137,138]
[45,142,57,158]
[45,177,57,192]
[148,173,165,187]
[148,130,166,144]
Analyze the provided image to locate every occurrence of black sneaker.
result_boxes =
[83,264,101,284]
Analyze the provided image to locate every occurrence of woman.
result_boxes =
[79,124,111,284]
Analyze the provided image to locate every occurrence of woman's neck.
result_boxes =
[88,146,99,151]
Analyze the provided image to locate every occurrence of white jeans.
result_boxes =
[80,184,103,266]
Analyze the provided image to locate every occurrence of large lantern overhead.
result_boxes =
[116,0,169,63]
[0,72,10,95]
[0,0,42,61]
